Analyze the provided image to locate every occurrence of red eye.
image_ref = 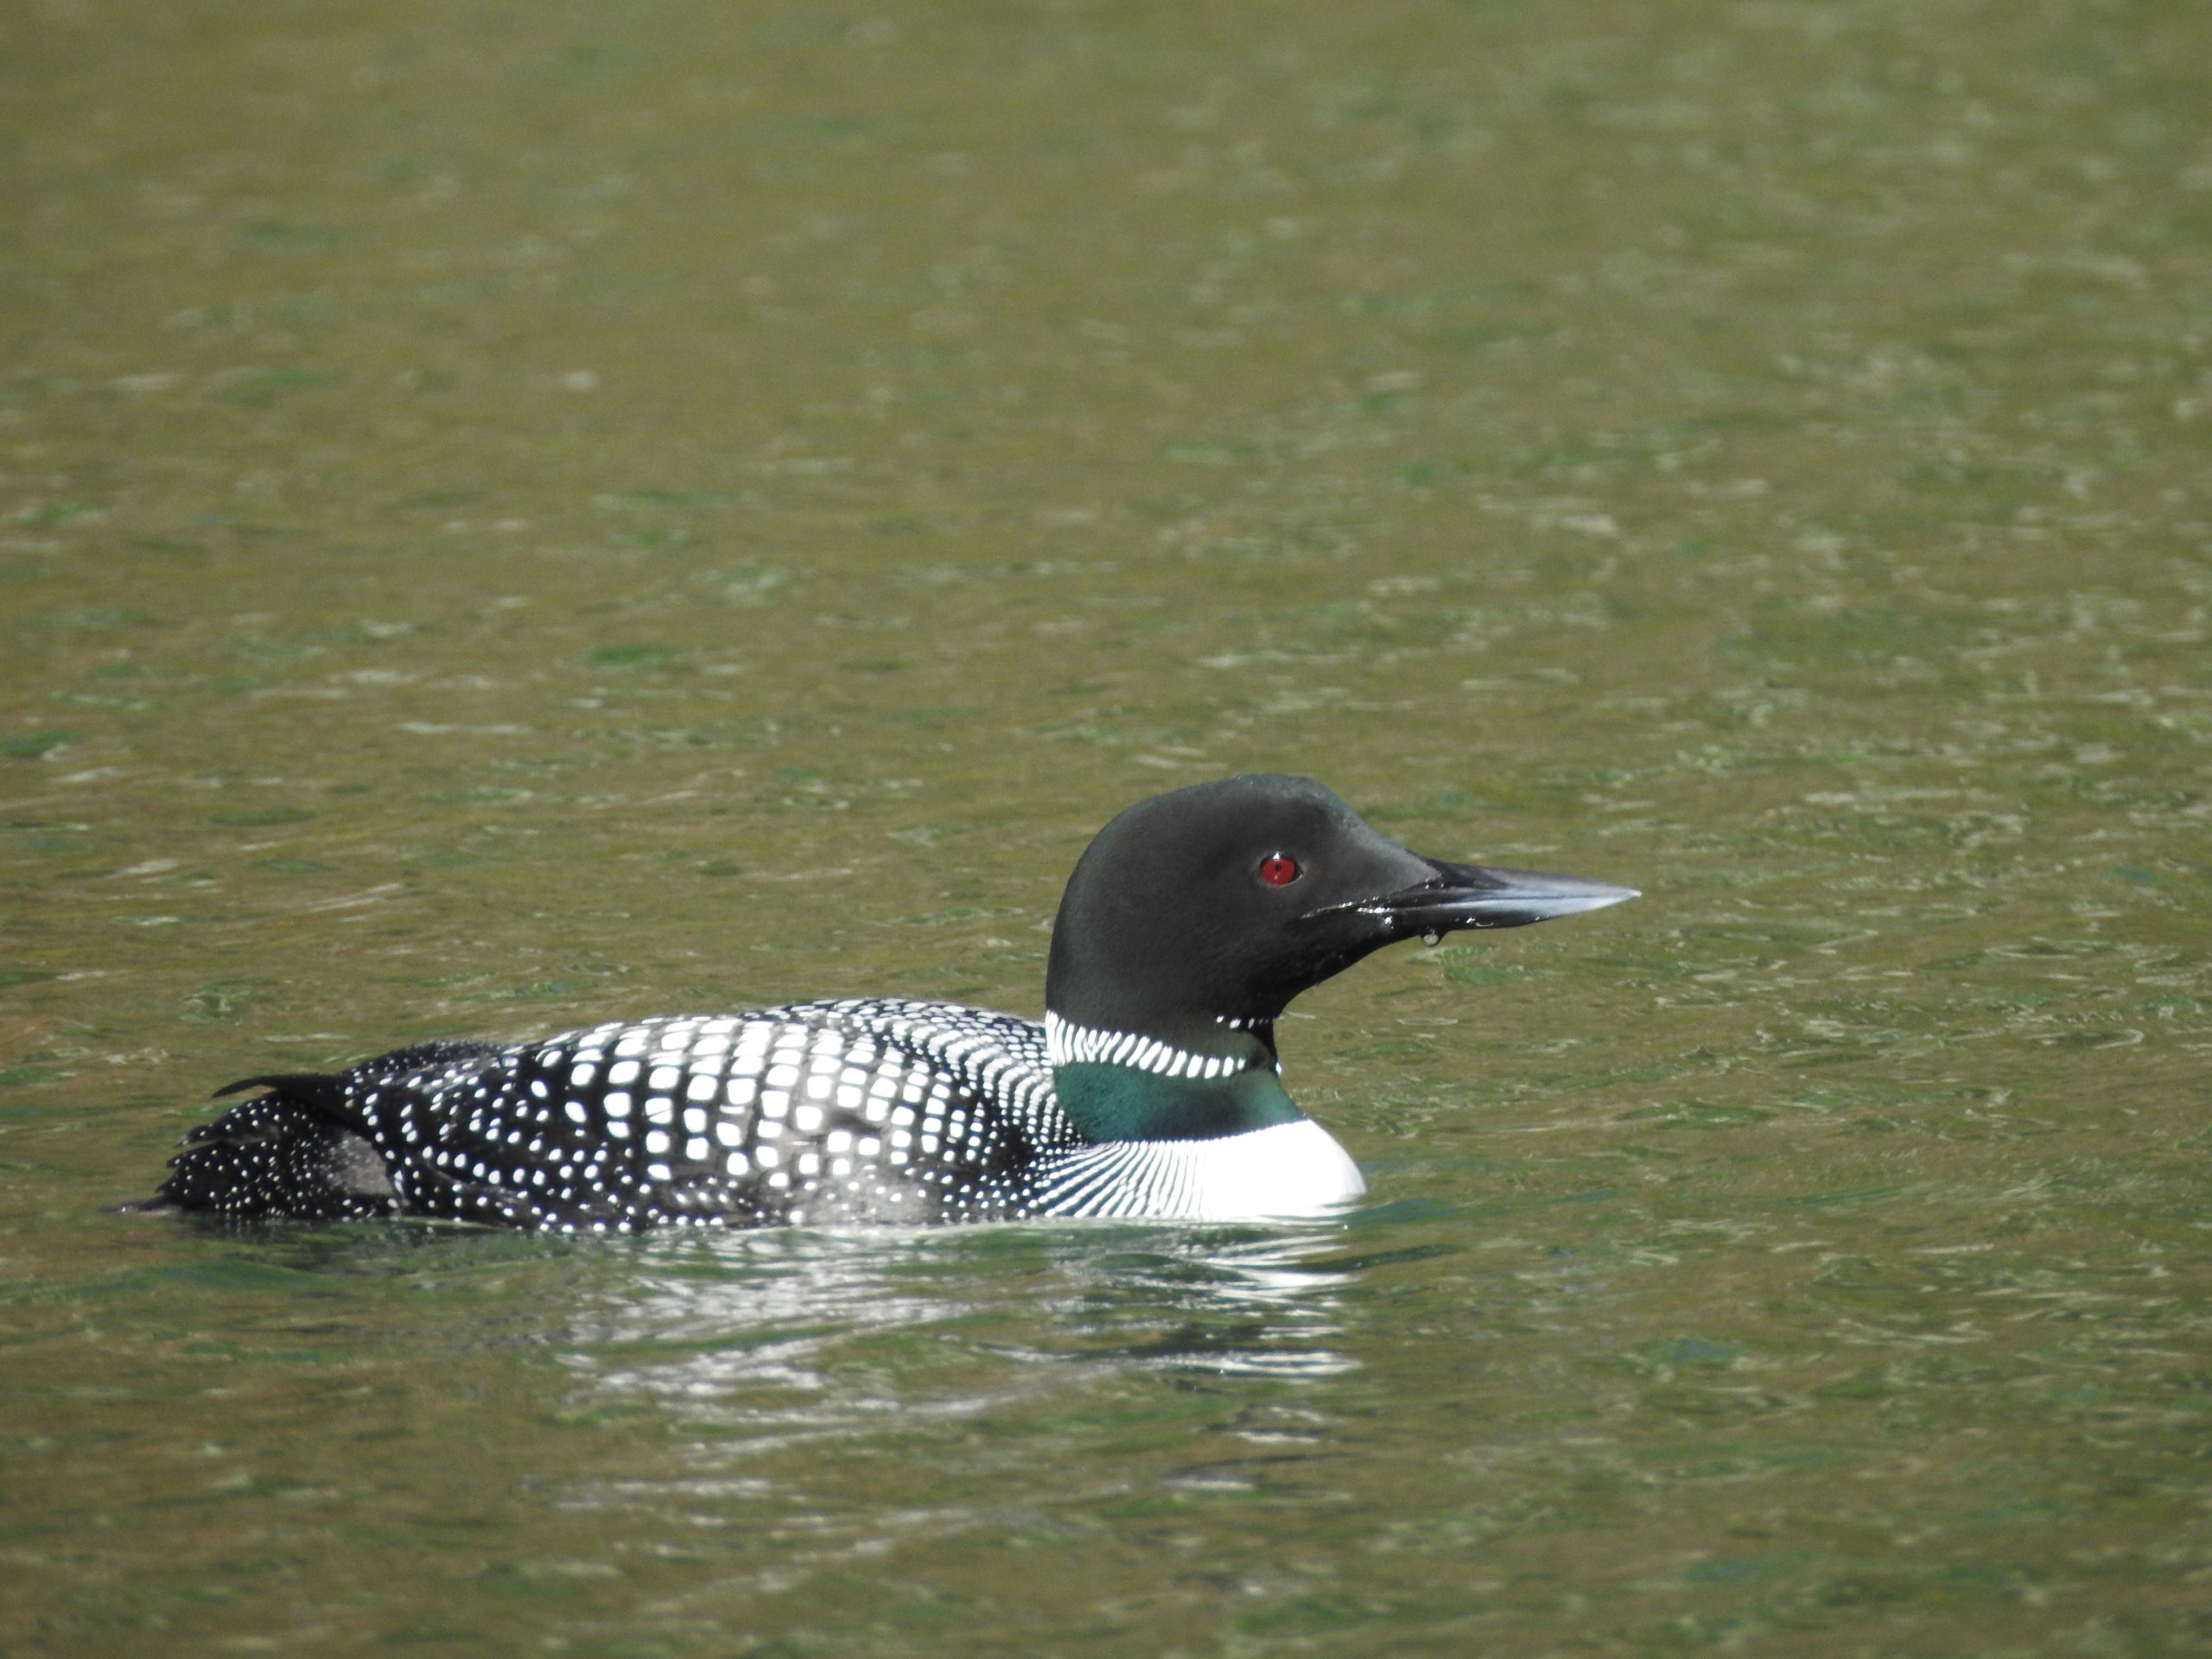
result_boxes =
[1258,854,1301,887]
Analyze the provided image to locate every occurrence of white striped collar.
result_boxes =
[1028,1119,1363,1220]
[1043,1010,1274,1080]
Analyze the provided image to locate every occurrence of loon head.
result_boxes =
[1042,774,1637,1141]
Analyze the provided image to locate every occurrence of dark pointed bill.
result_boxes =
[1357,858,1639,935]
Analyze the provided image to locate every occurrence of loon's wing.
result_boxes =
[152,1001,1071,1231]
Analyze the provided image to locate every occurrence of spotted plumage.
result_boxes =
[140,775,1636,1231]
[162,1001,1083,1231]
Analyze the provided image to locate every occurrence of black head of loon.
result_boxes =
[1040,774,1637,1141]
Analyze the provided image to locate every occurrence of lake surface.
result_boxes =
[4,1,2209,1653]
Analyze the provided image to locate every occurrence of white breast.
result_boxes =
[1030,1119,1366,1222]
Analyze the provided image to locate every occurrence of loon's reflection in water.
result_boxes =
[1063,1227,1362,1378]
[563,1219,1364,1421]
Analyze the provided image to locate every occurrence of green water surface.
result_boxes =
[3,2,2209,1654]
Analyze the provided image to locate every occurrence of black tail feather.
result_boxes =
[214,1072,334,1100]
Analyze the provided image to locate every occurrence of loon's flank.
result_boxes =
[135,774,1637,1231]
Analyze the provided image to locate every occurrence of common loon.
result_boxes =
[137,775,1636,1231]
